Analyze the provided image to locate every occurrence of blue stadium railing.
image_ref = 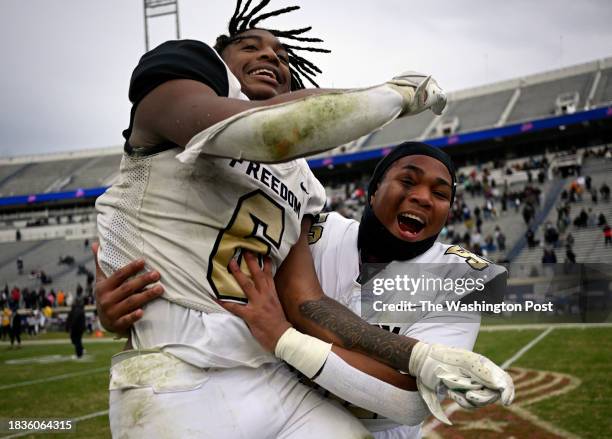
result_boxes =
[1,105,611,207]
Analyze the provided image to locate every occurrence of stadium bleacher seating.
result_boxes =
[62,154,122,190]
[507,73,594,123]
[592,67,612,106]
[0,237,94,294]
[436,89,515,133]
[515,156,612,265]
[1,56,611,300]
[0,158,92,196]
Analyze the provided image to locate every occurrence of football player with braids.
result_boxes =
[95,1,512,437]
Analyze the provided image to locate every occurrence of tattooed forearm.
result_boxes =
[299,296,417,373]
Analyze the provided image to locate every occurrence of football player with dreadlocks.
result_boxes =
[95,2,509,437]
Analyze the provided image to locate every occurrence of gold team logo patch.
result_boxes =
[445,245,490,271]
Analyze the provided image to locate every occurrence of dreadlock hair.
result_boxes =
[213,0,330,90]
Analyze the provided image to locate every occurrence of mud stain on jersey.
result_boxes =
[260,93,360,161]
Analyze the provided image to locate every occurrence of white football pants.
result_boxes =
[109,353,371,438]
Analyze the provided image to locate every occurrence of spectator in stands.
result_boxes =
[57,290,65,307]
[59,255,75,266]
[542,248,557,264]
[37,308,46,334]
[86,271,95,296]
[471,231,482,249]
[565,246,576,264]
[495,228,506,253]
[574,209,588,228]
[591,189,598,204]
[587,208,597,227]
[26,311,36,336]
[1,306,10,341]
[66,294,86,359]
[10,287,20,306]
[37,288,46,307]
[445,225,455,241]
[8,303,22,349]
[537,170,546,185]
[557,215,567,235]
[501,192,508,211]
[598,213,607,227]
[565,232,575,248]
[483,235,496,253]
[484,200,494,219]
[462,231,471,246]
[585,175,592,191]
[600,182,610,201]
[46,290,55,308]
[84,238,90,251]
[0,285,7,308]
[526,228,539,248]
[522,202,534,225]
[604,224,612,246]
[544,222,559,247]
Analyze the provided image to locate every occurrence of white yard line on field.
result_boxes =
[1,338,122,346]
[0,367,108,390]
[480,322,612,332]
[500,326,554,369]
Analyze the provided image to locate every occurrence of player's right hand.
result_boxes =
[408,342,514,425]
[386,71,447,116]
[92,242,164,336]
[218,251,292,353]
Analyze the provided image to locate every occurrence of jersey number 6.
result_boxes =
[208,190,285,302]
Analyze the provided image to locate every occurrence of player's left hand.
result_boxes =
[386,71,447,116]
[409,342,514,424]
[218,251,292,352]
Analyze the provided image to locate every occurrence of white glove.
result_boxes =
[386,71,447,116]
[409,342,515,425]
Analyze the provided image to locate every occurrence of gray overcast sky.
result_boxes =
[1,0,611,158]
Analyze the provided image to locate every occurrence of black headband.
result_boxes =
[367,141,456,206]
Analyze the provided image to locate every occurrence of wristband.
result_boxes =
[274,327,332,378]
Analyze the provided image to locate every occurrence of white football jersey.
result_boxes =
[95,52,326,369]
[97,152,324,311]
[309,212,505,436]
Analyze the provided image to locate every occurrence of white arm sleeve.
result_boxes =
[313,351,430,426]
[176,85,404,164]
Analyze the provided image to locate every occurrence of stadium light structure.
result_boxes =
[143,0,180,51]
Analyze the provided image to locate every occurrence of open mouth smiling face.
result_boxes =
[371,155,453,243]
[247,66,280,85]
[397,211,427,240]
[221,29,291,99]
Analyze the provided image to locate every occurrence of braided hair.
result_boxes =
[214,0,330,90]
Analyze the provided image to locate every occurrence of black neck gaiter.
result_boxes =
[358,204,438,263]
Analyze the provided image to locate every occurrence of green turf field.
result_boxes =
[466,326,612,439]
[1,326,610,438]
